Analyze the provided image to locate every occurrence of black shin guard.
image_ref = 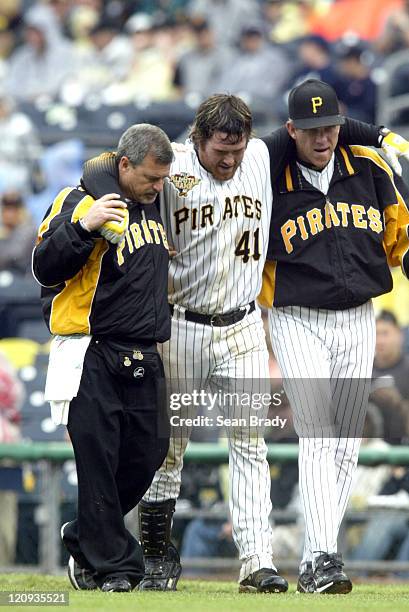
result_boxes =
[138,499,182,591]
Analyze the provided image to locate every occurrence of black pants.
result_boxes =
[64,337,169,588]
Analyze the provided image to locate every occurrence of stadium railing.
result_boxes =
[1,441,409,574]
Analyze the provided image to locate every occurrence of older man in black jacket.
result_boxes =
[33,123,173,593]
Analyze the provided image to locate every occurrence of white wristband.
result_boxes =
[378,126,390,145]
[79,217,91,233]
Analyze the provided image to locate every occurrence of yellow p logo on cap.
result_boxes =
[311,97,323,114]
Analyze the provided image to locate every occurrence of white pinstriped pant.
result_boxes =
[268,301,375,571]
[143,307,275,580]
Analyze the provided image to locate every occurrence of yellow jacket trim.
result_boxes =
[49,239,109,335]
[339,146,355,175]
[383,199,409,273]
[285,165,294,192]
[350,145,393,176]
[71,194,95,222]
[37,187,74,243]
[258,260,277,308]
[350,146,409,274]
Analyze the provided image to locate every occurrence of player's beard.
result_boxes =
[215,164,237,181]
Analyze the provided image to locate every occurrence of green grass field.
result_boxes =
[0,575,408,611]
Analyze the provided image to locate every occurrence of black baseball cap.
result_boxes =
[288,79,345,129]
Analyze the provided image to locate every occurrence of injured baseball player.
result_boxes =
[136,92,409,594]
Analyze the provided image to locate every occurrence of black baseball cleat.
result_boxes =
[313,553,352,594]
[61,523,97,591]
[296,562,315,593]
[239,568,289,593]
[67,556,98,591]
[138,543,182,591]
[101,577,132,592]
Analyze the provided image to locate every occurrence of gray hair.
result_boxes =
[115,123,173,166]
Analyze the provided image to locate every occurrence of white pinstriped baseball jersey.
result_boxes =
[297,154,335,194]
[147,137,277,582]
[160,138,272,313]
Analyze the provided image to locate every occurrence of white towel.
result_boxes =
[45,334,92,425]
[49,400,71,426]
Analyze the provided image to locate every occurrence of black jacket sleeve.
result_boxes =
[339,117,380,147]
[261,127,295,183]
[33,221,96,287]
[32,189,97,287]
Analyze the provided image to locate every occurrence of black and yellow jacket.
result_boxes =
[32,154,171,342]
[260,145,409,310]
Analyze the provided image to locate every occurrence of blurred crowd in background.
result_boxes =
[1,0,409,576]
[1,0,409,116]
[1,0,409,225]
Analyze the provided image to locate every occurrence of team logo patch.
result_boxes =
[311,96,323,114]
[170,173,200,197]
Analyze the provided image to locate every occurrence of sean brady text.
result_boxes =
[169,415,288,429]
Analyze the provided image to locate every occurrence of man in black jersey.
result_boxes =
[260,79,409,595]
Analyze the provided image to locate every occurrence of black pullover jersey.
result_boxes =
[260,145,409,309]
